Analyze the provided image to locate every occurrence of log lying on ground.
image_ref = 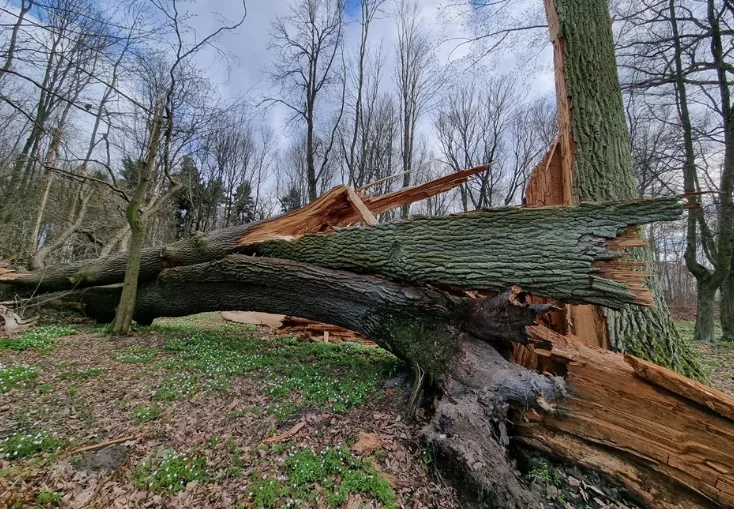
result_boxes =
[250,197,681,308]
[3,197,684,309]
[45,254,734,508]
[0,166,489,292]
[516,326,734,509]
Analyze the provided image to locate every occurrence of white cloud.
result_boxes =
[182,0,555,150]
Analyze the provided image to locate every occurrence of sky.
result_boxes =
[0,0,557,156]
[178,0,557,148]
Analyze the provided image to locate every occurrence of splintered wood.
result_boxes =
[524,139,572,207]
[518,325,734,509]
[360,164,491,215]
[236,164,490,247]
[278,316,375,346]
[597,225,653,306]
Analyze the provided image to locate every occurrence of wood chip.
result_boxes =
[263,420,305,444]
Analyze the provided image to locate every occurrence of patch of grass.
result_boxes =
[527,458,561,488]
[250,446,396,508]
[251,478,282,507]
[132,449,208,493]
[38,383,52,394]
[151,374,199,401]
[36,490,62,505]
[0,365,38,393]
[675,320,724,342]
[112,345,158,364]
[151,313,260,336]
[2,430,63,460]
[132,404,163,423]
[60,367,102,380]
[158,326,404,423]
[260,363,386,414]
[0,325,75,353]
[266,400,301,423]
[225,438,245,478]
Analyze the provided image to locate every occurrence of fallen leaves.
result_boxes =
[0,315,459,508]
[351,431,383,455]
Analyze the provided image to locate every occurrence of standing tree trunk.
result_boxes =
[722,276,734,341]
[108,103,164,335]
[537,0,703,378]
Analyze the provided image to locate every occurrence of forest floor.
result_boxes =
[676,320,734,396]
[0,314,729,509]
[0,313,458,509]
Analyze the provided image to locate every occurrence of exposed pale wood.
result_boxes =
[345,186,378,226]
[524,139,568,208]
[0,167,485,290]
[624,355,734,421]
[360,164,490,215]
[517,430,705,509]
[277,315,374,345]
[517,324,734,508]
[594,226,653,306]
[238,166,490,245]
[356,169,413,192]
[220,311,284,328]
[543,0,575,205]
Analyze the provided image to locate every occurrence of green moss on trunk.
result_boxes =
[555,0,704,379]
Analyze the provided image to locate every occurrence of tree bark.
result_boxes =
[722,276,734,342]
[2,198,684,309]
[695,277,718,344]
[3,169,487,292]
[251,198,681,308]
[540,0,703,379]
[44,254,566,507]
[109,101,164,335]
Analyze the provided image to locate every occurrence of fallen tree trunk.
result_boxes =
[44,254,734,508]
[0,166,488,293]
[48,254,564,508]
[3,197,683,309]
[249,198,681,308]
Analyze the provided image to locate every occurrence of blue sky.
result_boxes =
[344,0,361,16]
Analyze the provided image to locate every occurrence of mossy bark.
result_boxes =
[553,0,703,378]
[694,277,718,344]
[5,199,683,310]
[721,275,734,342]
[252,199,682,309]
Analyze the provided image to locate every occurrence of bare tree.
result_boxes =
[343,0,386,186]
[395,0,438,217]
[614,0,734,342]
[266,0,345,202]
[0,0,34,86]
[105,0,247,334]
[434,77,545,210]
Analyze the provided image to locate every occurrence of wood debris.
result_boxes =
[262,420,306,444]
[518,324,734,509]
[277,316,374,345]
